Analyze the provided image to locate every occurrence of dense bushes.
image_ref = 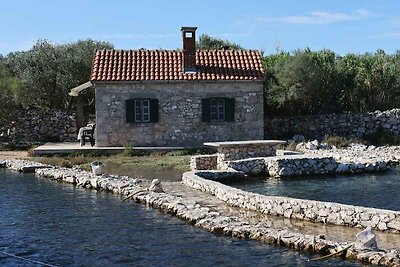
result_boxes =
[264,49,400,115]
[0,39,113,110]
[1,37,399,118]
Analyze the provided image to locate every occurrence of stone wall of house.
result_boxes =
[0,109,76,145]
[265,109,400,140]
[95,82,264,147]
[182,171,400,234]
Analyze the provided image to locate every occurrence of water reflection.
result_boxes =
[0,170,362,266]
[229,168,400,211]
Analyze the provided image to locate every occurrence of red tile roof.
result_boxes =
[90,49,264,82]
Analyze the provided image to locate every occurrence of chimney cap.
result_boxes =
[181,26,197,32]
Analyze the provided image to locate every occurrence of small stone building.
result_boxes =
[72,27,265,147]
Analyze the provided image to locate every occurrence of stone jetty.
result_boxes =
[183,171,400,234]
[1,159,400,266]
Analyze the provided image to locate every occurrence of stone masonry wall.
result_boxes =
[216,145,276,169]
[95,82,264,147]
[190,154,218,170]
[217,155,387,177]
[265,109,400,140]
[0,108,76,145]
[183,171,400,234]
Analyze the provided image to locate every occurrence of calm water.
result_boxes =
[228,169,400,211]
[0,170,361,267]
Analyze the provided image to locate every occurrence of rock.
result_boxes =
[306,140,319,150]
[91,161,104,176]
[149,179,164,193]
[349,143,368,151]
[354,227,378,250]
[336,163,349,173]
[387,220,400,231]
[288,134,305,143]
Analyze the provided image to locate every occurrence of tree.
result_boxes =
[264,49,341,115]
[7,39,113,109]
[196,34,243,50]
[0,55,19,116]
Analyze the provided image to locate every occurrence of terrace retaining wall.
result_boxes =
[265,109,400,140]
[0,108,76,145]
[190,154,218,170]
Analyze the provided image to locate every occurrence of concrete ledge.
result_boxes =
[204,140,286,147]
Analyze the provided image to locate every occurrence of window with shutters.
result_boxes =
[210,98,225,122]
[126,98,159,123]
[134,99,150,122]
[202,98,235,123]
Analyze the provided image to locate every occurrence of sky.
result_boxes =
[0,0,399,56]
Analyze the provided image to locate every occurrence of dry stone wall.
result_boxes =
[210,154,388,177]
[0,109,76,145]
[265,109,400,140]
[190,154,218,170]
[183,171,400,234]
[216,145,275,169]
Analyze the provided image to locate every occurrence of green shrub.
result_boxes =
[323,135,352,148]
[366,127,399,146]
[285,142,298,151]
[120,145,133,157]
[165,149,199,156]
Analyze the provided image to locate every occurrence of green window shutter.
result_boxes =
[224,98,235,122]
[126,99,135,123]
[150,99,159,123]
[202,98,211,122]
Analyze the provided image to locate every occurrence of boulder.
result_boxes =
[336,163,349,173]
[91,161,104,176]
[149,179,164,193]
[354,227,378,250]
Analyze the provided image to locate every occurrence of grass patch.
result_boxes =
[30,153,191,173]
[323,135,352,148]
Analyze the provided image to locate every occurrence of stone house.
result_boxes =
[71,27,265,147]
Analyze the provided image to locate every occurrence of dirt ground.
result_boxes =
[0,151,27,160]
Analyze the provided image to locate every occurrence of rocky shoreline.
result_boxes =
[297,142,400,164]
[1,159,400,266]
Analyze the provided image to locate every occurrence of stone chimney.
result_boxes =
[181,26,197,73]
